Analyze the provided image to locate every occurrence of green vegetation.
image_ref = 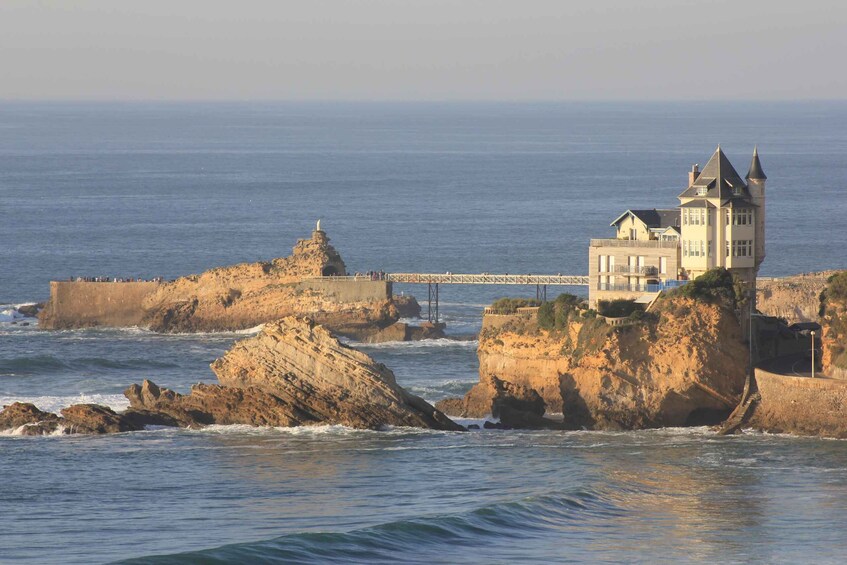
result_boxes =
[537,293,586,331]
[668,267,746,308]
[489,297,541,314]
[597,298,642,318]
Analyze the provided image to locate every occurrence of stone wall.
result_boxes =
[39,281,161,329]
[747,368,847,438]
[296,279,391,303]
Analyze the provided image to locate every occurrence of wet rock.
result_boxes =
[212,317,464,431]
[123,379,322,428]
[436,375,565,430]
[16,303,43,317]
[60,404,142,434]
[0,402,61,435]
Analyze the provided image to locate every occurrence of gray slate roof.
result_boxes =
[611,208,680,229]
[746,147,767,180]
[679,147,751,200]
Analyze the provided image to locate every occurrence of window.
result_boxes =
[630,228,637,240]
[697,186,708,196]
[683,240,688,257]
[660,257,667,274]
[731,240,753,257]
[599,255,608,273]
[732,208,753,226]
[708,241,713,258]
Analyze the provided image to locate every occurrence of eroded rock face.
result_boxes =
[212,317,464,431]
[435,375,564,430]
[757,272,834,325]
[821,271,847,379]
[123,380,322,428]
[476,296,748,430]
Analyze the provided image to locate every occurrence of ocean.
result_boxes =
[2,101,847,564]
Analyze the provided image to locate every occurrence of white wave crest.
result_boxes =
[0,393,130,415]
[360,338,479,350]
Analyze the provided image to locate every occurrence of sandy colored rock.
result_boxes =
[476,296,748,430]
[820,271,847,379]
[756,272,835,324]
[212,317,464,431]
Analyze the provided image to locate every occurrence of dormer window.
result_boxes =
[733,187,741,196]
[696,186,708,196]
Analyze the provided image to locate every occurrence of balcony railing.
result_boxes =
[612,265,659,275]
[597,279,689,293]
[590,238,679,249]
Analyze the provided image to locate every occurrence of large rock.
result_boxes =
[0,402,61,435]
[211,317,464,431]
[436,374,565,430]
[476,295,748,430]
[0,402,140,435]
[123,380,323,428]
[820,271,847,379]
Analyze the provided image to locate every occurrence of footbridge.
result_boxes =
[320,273,589,322]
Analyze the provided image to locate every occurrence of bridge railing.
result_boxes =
[386,273,589,285]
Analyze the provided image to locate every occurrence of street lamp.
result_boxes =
[811,330,816,379]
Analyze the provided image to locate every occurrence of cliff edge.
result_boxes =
[448,278,749,430]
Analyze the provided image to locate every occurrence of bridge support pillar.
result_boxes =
[427,283,439,323]
[536,284,547,302]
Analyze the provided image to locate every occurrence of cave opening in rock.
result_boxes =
[322,265,339,277]
[684,407,732,427]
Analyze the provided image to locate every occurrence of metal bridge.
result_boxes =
[386,273,589,323]
[313,273,588,322]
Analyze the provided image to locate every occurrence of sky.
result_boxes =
[0,0,845,101]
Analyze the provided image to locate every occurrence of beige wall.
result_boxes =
[40,281,161,329]
[296,279,391,303]
[614,215,651,240]
[588,242,680,307]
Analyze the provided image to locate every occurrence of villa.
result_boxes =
[588,147,767,307]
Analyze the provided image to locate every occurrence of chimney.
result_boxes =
[688,164,700,186]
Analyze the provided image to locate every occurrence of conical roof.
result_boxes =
[679,146,750,200]
[746,146,767,180]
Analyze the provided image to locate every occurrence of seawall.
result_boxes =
[731,368,847,438]
[39,281,161,329]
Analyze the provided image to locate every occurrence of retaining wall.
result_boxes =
[750,368,847,437]
[40,281,161,329]
[296,279,391,303]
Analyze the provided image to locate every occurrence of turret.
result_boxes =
[746,147,766,269]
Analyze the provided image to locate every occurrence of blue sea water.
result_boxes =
[2,102,847,564]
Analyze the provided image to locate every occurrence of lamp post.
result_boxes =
[811,330,816,379]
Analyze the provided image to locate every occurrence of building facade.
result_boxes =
[588,147,766,307]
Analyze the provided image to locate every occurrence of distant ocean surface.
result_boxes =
[2,102,847,564]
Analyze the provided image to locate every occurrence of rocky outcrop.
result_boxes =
[0,402,142,435]
[39,229,428,341]
[123,380,322,428]
[140,229,408,335]
[474,295,748,430]
[757,272,835,324]
[212,317,464,431]
[820,271,847,379]
[436,374,565,429]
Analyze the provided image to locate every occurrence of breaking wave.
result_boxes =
[0,393,129,414]
[116,487,626,564]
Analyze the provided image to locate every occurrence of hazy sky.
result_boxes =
[1,0,845,101]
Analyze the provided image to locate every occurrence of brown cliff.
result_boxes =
[461,295,747,430]
[820,271,847,379]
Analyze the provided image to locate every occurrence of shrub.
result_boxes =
[537,293,587,331]
[490,297,541,314]
[671,267,744,307]
[597,299,642,318]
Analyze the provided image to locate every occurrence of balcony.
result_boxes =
[590,238,679,249]
[597,280,689,293]
[612,265,659,276]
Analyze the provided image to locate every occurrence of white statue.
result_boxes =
[316,219,322,232]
